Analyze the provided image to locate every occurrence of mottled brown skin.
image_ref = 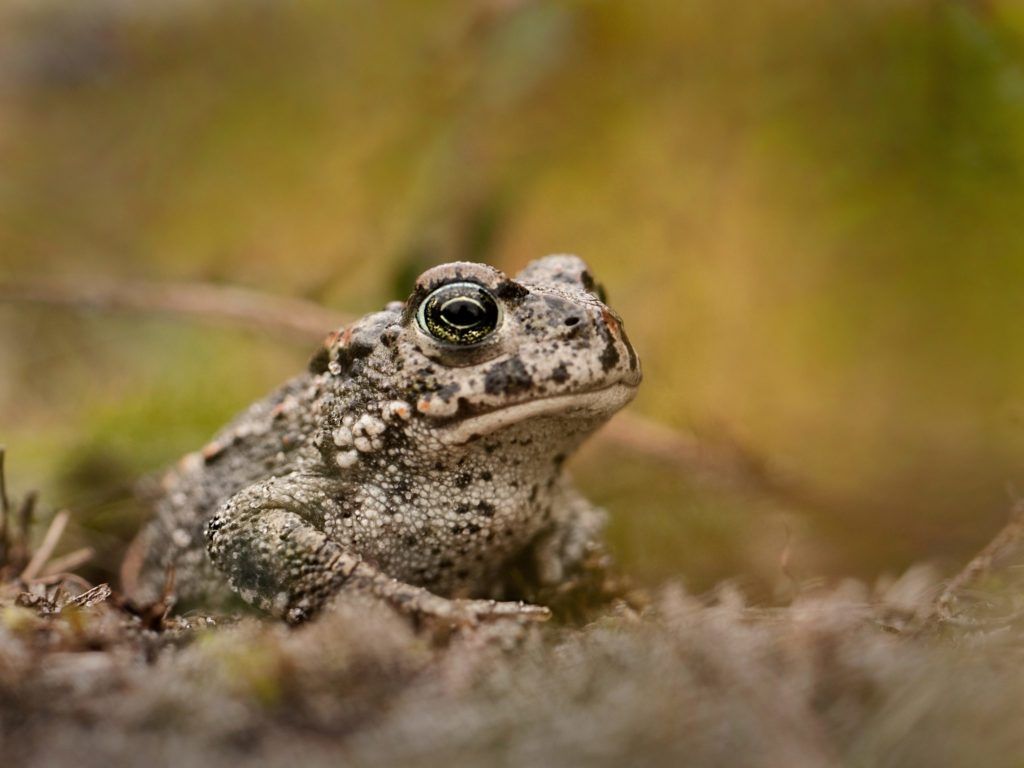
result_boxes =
[123,256,641,625]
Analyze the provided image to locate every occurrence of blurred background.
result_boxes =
[2,0,1023,598]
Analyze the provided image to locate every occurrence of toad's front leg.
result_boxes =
[205,473,550,626]
[531,479,610,586]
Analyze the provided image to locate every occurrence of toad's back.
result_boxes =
[124,374,323,603]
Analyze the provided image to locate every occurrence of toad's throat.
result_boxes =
[432,383,638,445]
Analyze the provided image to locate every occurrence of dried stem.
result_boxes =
[68,583,111,609]
[21,508,70,581]
[2,275,810,504]
[40,547,95,578]
[0,276,352,343]
[933,499,1024,622]
[598,415,780,489]
[10,490,37,572]
[0,446,8,567]
[596,414,818,506]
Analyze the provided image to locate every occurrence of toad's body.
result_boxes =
[123,256,640,624]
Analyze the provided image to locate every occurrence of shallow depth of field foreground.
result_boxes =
[6,529,1024,768]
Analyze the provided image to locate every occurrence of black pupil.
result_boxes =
[441,297,485,328]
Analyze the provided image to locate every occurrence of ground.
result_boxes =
[5,466,1024,768]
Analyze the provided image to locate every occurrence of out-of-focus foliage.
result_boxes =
[2,0,1024,589]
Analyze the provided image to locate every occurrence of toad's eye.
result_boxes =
[417,282,501,345]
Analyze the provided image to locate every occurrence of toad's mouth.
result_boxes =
[433,382,639,445]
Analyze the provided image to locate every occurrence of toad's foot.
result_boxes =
[355,570,551,628]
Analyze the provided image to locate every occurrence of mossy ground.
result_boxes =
[3,455,1024,768]
[5,555,1024,768]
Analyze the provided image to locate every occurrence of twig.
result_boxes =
[0,446,8,567]
[2,275,813,505]
[68,583,111,609]
[0,276,352,343]
[40,547,95,578]
[20,509,70,581]
[597,414,809,501]
[32,572,93,590]
[778,522,798,598]
[933,499,1024,622]
[10,490,37,572]
[599,415,765,484]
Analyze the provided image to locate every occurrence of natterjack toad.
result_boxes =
[122,256,641,625]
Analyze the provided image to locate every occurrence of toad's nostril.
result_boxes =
[564,316,581,327]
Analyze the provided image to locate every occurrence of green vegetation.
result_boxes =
[6,0,1024,589]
